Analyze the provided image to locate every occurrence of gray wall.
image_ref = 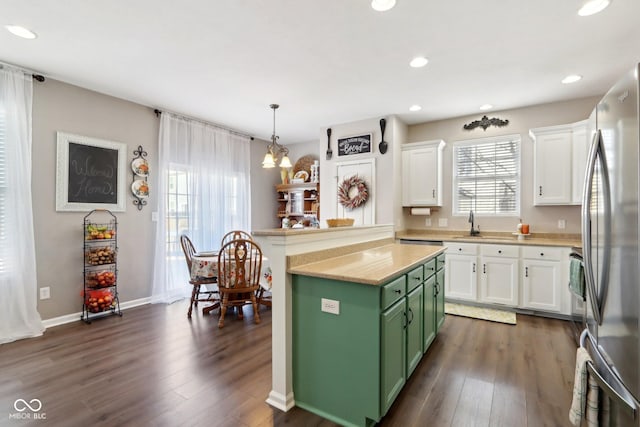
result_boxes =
[404,96,601,234]
[33,79,277,320]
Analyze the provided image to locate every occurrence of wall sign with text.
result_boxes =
[337,134,372,156]
[56,132,127,212]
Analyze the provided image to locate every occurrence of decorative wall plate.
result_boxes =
[131,180,149,198]
[131,158,149,177]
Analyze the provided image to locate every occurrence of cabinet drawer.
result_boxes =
[480,244,519,258]
[382,276,406,310]
[436,253,446,271]
[424,258,437,277]
[521,246,564,261]
[445,242,478,255]
[407,265,423,291]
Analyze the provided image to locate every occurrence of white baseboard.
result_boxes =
[42,297,152,328]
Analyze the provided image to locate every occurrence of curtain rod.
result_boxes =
[0,60,45,82]
[153,108,254,140]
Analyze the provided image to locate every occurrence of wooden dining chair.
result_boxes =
[217,238,262,328]
[180,234,220,318]
[220,230,252,246]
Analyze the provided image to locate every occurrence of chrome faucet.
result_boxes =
[469,210,480,236]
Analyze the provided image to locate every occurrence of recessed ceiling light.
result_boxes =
[409,105,422,112]
[578,0,611,16]
[5,25,37,39]
[562,74,583,84]
[371,0,396,12]
[409,56,429,68]
[479,104,493,111]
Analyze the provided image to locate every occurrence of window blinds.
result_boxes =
[454,137,520,215]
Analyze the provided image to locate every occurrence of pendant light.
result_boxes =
[262,104,292,169]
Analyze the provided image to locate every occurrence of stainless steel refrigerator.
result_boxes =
[582,63,640,425]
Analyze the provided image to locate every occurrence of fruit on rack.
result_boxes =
[85,246,116,265]
[85,289,115,313]
[85,223,116,240]
[86,270,116,288]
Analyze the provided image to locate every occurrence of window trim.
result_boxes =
[452,133,521,217]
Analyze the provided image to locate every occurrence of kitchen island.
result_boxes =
[252,224,397,412]
[289,243,445,427]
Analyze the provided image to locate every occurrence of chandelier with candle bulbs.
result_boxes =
[262,104,292,169]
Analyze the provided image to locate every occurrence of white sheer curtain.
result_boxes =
[0,66,45,343]
[151,112,252,303]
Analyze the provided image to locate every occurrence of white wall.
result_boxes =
[319,116,403,227]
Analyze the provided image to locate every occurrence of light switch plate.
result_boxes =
[438,218,448,227]
[425,218,432,226]
[321,298,340,315]
[558,219,566,229]
[40,287,50,300]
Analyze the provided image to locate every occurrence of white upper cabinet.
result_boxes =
[530,120,587,206]
[401,140,445,207]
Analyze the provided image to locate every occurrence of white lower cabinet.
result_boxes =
[521,246,564,312]
[444,243,478,302]
[480,245,519,306]
[444,242,570,315]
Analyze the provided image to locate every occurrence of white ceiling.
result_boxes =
[2,1,640,143]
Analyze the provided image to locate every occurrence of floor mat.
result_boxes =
[445,302,516,325]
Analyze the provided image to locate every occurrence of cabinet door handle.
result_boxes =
[403,311,408,329]
[525,266,529,277]
[432,189,435,198]
[408,307,414,324]
[483,264,486,274]
[540,252,544,257]
[394,289,402,295]
[473,263,476,273]
[539,186,543,196]
[458,248,462,252]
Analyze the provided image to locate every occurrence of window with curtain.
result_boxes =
[0,67,44,343]
[453,135,521,216]
[151,113,252,304]
[0,108,6,273]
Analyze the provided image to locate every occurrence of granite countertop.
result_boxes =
[396,230,582,248]
[288,243,445,286]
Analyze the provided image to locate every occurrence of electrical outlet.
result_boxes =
[438,218,448,227]
[39,287,50,300]
[321,298,340,315]
[425,218,432,226]
[558,219,566,229]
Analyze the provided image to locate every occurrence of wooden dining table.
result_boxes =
[190,251,272,315]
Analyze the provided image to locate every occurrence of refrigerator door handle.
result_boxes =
[582,129,602,325]
[586,361,637,419]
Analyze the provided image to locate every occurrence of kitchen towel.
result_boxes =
[569,258,585,299]
[569,347,602,426]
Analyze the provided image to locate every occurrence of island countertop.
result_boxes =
[288,243,445,286]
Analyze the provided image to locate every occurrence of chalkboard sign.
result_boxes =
[56,132,127,212]
[337,134,372,156]
[68,143,118,204]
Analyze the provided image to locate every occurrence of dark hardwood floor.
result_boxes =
[0,302,577,427]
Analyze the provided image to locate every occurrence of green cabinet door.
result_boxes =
[406,284,424,378]
[423,274,436,353]
[381,298,406,415]
[436,269,445,331]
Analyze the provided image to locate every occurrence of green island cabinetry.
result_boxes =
[292,252,445,427]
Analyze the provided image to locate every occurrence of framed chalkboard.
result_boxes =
[337,133,372,156]
[56,132,126,212]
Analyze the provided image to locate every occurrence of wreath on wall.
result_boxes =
[338,175,369,209]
